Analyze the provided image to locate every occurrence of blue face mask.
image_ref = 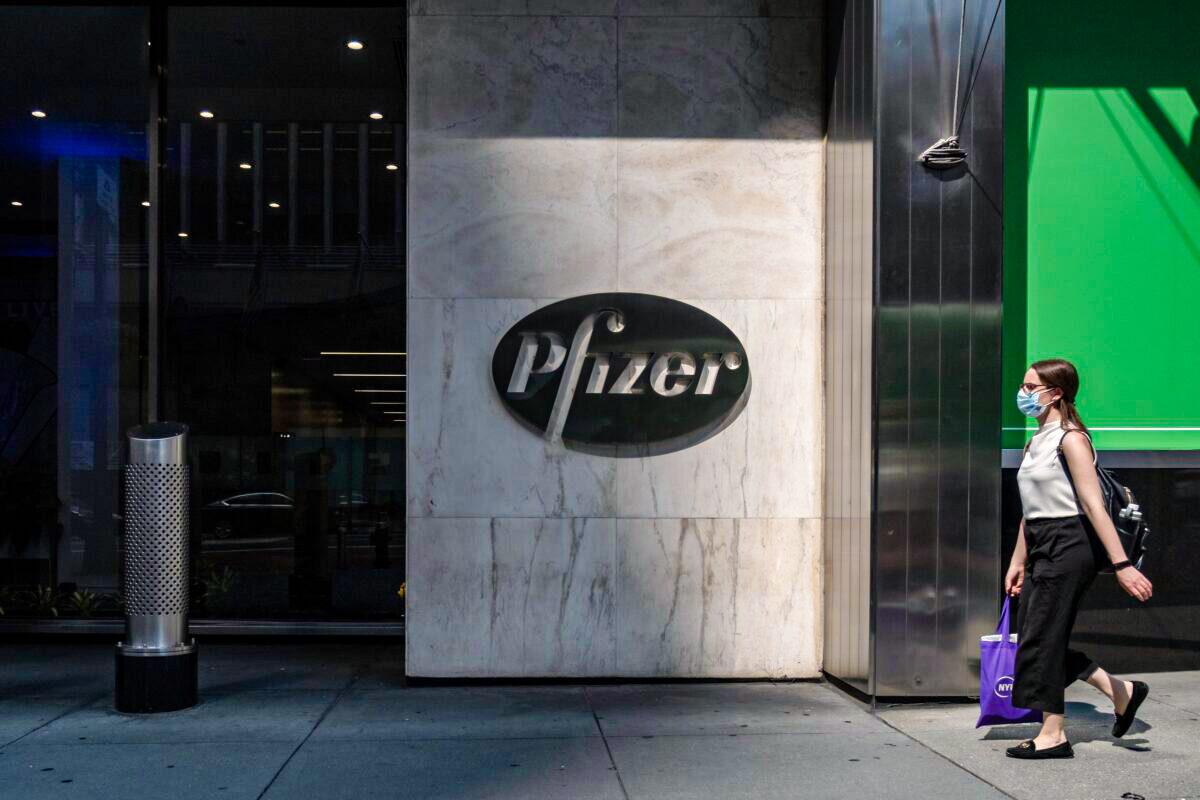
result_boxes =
[1016,387,1048,418]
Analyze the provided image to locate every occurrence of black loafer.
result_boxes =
[1006,738,1074,759]
[1112,680,1149,738]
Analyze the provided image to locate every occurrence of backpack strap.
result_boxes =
[1056,427,1098,466]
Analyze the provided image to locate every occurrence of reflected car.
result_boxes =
[334,492,390,538]
[201,492,294,539]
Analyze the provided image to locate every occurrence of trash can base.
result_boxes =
[115,644,198,713]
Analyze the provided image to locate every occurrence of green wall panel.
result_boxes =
[1004,1,1200,450]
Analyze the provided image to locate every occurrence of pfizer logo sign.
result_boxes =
[491,293,751,457]
[994,676,1015,699]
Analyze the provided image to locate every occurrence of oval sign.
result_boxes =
[491,293,751,457]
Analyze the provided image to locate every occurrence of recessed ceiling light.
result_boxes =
[10,200,23,207]
[199,110,214,119]
[177,232,189,238]
[31,109,46,118]
[268,202,280,209]
[369,112,383,120]
[386,163,399,171]
[238,162,252,170]
[141,200,151,207]
[346,39,365,51]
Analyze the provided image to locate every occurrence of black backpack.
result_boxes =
[1053,428,1150,573]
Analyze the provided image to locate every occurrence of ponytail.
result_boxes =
[1057,396,1089,435]
[1030,357,1089,434]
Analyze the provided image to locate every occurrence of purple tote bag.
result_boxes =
[976,595,1042,727]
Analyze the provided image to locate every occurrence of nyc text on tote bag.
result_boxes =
[977,595,1043,727]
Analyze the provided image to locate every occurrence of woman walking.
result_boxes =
[1004,358,1154,759]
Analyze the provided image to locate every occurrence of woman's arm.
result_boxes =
[1011,517,1027,568]
[1005,441,1031,596]
[1061,431,1153,602]
[1005,517,1028,596]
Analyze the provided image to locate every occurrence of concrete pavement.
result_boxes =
[0,642,1194,800]
[878,669,1200,800]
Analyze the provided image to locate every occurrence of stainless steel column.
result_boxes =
[115,422,198,712]
[823,0,1006,701]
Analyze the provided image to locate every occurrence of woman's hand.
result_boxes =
[1116,566,1153,602]
[1004,562,1025,597]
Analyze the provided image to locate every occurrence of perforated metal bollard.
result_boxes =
[115,422,198,713]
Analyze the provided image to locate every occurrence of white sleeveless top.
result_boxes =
[1016,419,1095,519]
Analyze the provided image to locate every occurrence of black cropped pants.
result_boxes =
[1012,513,1106,715]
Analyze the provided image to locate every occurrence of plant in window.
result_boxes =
[192,558,237,613]
[62,589,102,618]
[207,565,237,598]
[98,591,125,616]
[20,585,60,617]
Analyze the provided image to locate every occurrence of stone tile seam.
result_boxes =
[820,684,1021,797]
[584,687,633,800]
[867,712,1021,800]
[254,656,369,799]
[0,692,107,750]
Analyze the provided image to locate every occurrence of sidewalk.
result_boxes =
[0,642,1195,800]
[878,670,1200,800]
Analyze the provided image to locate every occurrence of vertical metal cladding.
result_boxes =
[822,0,875,696]
[824,0,1004,697]
[874,0,1005,697]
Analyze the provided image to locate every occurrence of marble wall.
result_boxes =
[406,0,825,677]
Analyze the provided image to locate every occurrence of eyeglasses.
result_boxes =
[1017,382,1050,393]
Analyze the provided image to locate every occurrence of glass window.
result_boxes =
[163,7,407,621]
[0,6,406,625]
[0,6,150,621]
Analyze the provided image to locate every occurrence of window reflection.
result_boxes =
[0,6,406,624]
[163,7,407,621]
[0,7,149,620]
